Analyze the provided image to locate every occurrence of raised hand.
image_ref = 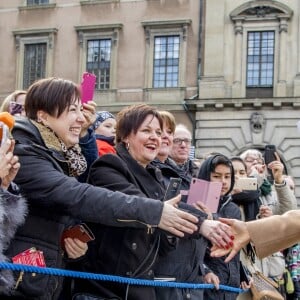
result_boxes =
[0,139,20,189]
[64,238,88,259]
[80,101,97,137]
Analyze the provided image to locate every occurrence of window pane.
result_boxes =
[86,39,111,90]
[153,35,180,88]
[23,43,47,89]
[27,0,49,5]
[246,31,274,88]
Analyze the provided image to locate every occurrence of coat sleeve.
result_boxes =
[246,210,300,258]
[15,145,163,228]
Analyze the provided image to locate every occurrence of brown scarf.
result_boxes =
[32,121,87,177]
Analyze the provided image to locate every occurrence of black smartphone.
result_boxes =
[264,144,277,165]
[264,144,277,183]
[240,262,251,285]
[163,178,182,201]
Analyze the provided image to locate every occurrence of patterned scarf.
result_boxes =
[33,121,87,177]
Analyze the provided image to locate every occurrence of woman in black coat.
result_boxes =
[5,78,201,299]
[73,105,234,300]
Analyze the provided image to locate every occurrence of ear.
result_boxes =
[37,110,48,125]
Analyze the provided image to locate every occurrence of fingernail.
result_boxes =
[229,241,234,247]
[225,245,230,250]
[230,235,235,240]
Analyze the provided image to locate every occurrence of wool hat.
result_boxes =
[93,111,115,130]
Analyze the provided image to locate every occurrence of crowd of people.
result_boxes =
[0,76,299,300]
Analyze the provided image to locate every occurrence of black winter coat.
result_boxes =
[74,143,169,300]
[5,118,166,300]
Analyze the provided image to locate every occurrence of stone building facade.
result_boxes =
[1,0,300,200]
[187,0,300,201]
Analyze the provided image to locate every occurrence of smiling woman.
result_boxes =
[4,78,201,300]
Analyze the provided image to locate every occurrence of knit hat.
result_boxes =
[93,111,115,130]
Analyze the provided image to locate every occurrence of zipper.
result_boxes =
[117,219,157,234]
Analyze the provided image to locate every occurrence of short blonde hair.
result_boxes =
[159,111,176,134]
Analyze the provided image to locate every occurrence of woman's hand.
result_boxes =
[159,195,198,237]
[64,238,88,259]
[199,219,234,249]
[268,152,284,184]
[240,277,253,290]
[80,101,97,138]
[259,205,273,218]
[0,139,20,189]
[210,218,251,263]
[204,272,220,290]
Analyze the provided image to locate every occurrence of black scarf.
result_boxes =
[231,190,260,221]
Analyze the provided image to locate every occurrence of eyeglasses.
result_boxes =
[173,138,192,145]
[245,157,264,164]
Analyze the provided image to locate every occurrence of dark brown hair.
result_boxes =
[116,103,163,144]
[25,77,81,120]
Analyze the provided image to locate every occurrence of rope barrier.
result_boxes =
[0,262,244,294]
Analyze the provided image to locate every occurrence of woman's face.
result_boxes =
[157,121,174,161]
[95,118,116,137]
[40,98,85,148]
[124,114,162,167]
[232,160,247,179]
[210,164,232,196]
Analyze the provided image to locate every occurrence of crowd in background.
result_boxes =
[0,76,299,300]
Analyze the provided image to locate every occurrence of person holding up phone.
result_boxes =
[4,78,202,300]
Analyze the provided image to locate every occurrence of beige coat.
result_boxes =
[247,210,300,258]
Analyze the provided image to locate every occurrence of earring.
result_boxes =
[126,143,130,151]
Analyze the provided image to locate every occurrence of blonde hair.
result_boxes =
[159,111,176,134]
[0,90,26,113]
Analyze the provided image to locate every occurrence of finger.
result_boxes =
[165,194,181,206]
[274,152,280,161]
[224,249,238,263]
[218,218,235,227]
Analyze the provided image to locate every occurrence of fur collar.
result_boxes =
[32,120,62,152]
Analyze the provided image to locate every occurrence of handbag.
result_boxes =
[250,271,284,300]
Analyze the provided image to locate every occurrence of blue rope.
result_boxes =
[0,262,244,294]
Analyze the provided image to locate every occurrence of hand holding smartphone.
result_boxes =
[234,177,258,191]
[61,223,95,250]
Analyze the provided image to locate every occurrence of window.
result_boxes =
[230,1,293,98]
[246,31,274,97]
[13,28,57,89]
[142,19,191,90]
[86,39,111,90]
[23,43,47,88]
[153,35,180,88]
[75,24,122,91]
[27,0,49,5]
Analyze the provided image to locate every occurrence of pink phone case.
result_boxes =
[81,72,96,103]
[186,178,222,213]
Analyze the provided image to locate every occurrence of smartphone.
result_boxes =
[61,223,95,250]
[80,72,96,103]
[163,178,182,201]
[0,122,9,146]
[240,262,251,285]
[264,144,277,165]
[264,144,277,183]
[187,178,222,213]
[234,177,258,191]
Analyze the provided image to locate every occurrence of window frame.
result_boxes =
[230,0,292,98]
[13,28,57,89]
[75,24,122,91]
[142,19,191,89]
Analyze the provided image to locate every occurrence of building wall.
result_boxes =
[189,0,300,201]
[0,0,200,126]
